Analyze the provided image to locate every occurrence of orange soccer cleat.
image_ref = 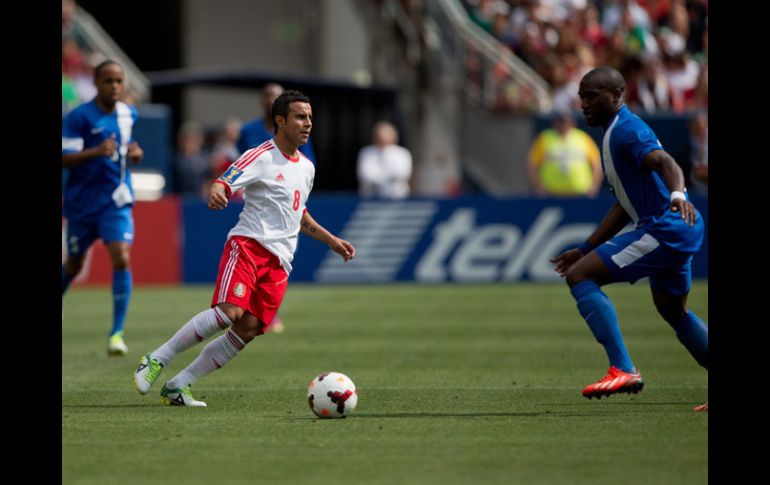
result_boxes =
[693,402,708,412]
[582,366,644,399]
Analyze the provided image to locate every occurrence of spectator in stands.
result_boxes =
[687,110,707,195]
[357,121,413,199]
[626,55,673,113]
[602,0,652,36]
[580,3,607,48]
[238,83,316,163]
[62,74,80,114]
[173,121,210,197]
[685,62,707,111]
[211,117,243,176]
[527,111,603,198]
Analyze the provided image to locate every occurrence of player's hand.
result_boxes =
[127,142,144,164]
[96,133,117,157]
[550,248,584,278]
[670,199,697,226]
[330,237,355,262]
[208,183,229,210]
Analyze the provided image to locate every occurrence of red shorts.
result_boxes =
[211,236,288,324]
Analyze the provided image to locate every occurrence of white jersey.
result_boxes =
[217,139,315,274]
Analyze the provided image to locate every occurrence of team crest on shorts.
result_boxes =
[233,283,246,298]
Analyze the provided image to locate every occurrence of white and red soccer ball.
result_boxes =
[307,372,358,418]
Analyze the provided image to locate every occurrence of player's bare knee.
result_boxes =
[565,268,587,288]
[216,303,244,323]
[112,257,130,270]
[231,319,261,343]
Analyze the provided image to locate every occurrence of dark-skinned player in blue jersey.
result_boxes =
[551,67,708,412]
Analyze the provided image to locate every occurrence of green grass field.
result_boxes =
[62,283,707,485]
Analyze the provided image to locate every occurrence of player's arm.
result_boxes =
[127,141,144,164]
[583,201,631,249]
[551,202,630,277]
[208,180,230,210]
[62,134,117,168]
[300,211,355,262]
[209,151,264,210]
[642,149,697,226]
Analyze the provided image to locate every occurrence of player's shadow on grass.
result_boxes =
[328,411,603,419]
[545,401,692,407]
[62,404,159,408]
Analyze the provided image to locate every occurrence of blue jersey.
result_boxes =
[237,117,316,163]
[602,105,703,253]
[62,100,139,220]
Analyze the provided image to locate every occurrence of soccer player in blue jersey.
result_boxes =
[551,67,708,411]
[236,83,316,333]
[61,60,144,356]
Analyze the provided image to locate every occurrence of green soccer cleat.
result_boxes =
[107,332,128,356]
[160,384,207,407]
[133,353,164,395]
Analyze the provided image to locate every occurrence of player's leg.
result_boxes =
[651,290,708,370]
[105,241,131,348]
[157,239,287,407]
[651,287,708,411]
[62,255,85,296]
[162,285,281,397]
[158,312,259,408]
[566,252,635,374]
[649,255,707,370]
[134,238,251,394]
[567,229,665,398]
[649,258,708,411]
[101,207,135,355]
[163,313,258,391]
[133,304,238,395]
[62,219,98,296]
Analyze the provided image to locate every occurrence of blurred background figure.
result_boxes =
[237,83,316,163]
[210,117,242,176]
[527,111,602,198]
[356,121,413,199]
[173,121,210,198]
[688,110,707,195]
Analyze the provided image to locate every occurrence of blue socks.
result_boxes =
[111,269,132,336]
[670,310,708,369]
[571,281,635,373]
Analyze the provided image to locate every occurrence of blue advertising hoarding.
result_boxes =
[183,196,708,283]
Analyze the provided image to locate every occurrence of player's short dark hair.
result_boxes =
[583,66,625,94]
[94,59,122,81]
[271,90,311,133]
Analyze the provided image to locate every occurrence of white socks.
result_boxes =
[151,307,232,365]
[166,330,246,389]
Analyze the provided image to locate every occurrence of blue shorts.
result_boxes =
[65,206,134,258]
[594,228,693,296]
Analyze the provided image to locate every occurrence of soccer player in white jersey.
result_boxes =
[133,90,355,407]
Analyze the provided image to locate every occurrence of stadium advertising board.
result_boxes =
[184,196,708,283]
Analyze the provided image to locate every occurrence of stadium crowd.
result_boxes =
[462,0,707,114]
